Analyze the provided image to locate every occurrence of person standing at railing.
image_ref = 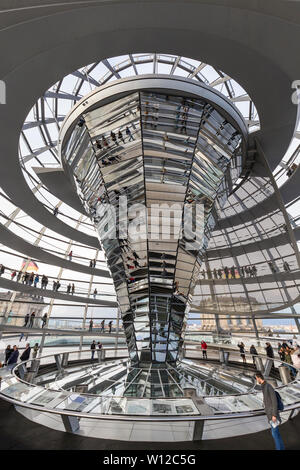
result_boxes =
[89,319,93,332]
[32,343,39,359]
[90,340,96,360]
[93,288,97,299]
[4,345,12,365]
[7,345,19,371]
[41,275,48,289]
[201,340,208,359]
[283,346,297,379]
[250,344,258,366]
[0,264,5,276]
[100,319,105,333]
[265,342,274,359]
[108,321,113,334]
[71,283,75,295]
[237,342,246,364]
[20,343,31,368]
[34,274,39,288]
[11,270,16,281]
[68,250,73,261]
[291,346,300,378]
[41,313,47,328]
[28,272,34,286]
[278,342,284,361]
[29,312,35,328]
[23,313,30,327]
[255,372,285,450]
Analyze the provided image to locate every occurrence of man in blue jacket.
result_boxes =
[7,345,19,371]
[255,372,285,450]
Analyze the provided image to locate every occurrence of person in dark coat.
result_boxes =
[7,345,19,370]
[265,342,274,358]
[255,372,285,450]
[250,345,258,366]
[238,342,246,364]
[29,311,35,328]
[20,343,31,367]
[23,313,30,327]
[90,341,96,360]
[4,345,13,365]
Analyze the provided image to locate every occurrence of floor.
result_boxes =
[0,398,299,450]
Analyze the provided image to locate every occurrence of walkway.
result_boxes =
[0,398,299,450]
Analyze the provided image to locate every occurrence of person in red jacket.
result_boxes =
[201,340,208,359]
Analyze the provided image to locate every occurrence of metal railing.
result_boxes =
[0,345,299,422]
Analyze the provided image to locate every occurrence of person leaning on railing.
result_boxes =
[291,346,300,377]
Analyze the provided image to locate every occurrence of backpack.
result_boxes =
[275,390,284,411]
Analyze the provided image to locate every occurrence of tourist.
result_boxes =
[90,340,96,360]
[41,275,48,289]
[53,206,59,216]
[255,372,285,450]
[126,126,134,141]
[110,130,117,143]
[291,345,300,373]
[283,346,297,379]
[268,261,277,274]
[29,311,35,328]
[250,344,258,366]
[7,345,19,371]
[71,283,75,295]
[89,319,93,332]
[28,272,34,286]
[34,274,39,287]
[68,250,73,261]
[201,340,208,359]
[278,343,284,361]
[77,117,85,128]
[265,342,274,359]
[41,313,47,328]
[237,342,246,364]
[4,345,12,365]
[100,319,105,333]
[283,261,291,272]
[23,313,30,327]
[118,130,124,143]
[108,321,113,333]
[20,343,31,367]
[0,264,5,276]
[224,266,229,279]
[93,288,97,299]
[11,270,17,281]
[32,343,39,359]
